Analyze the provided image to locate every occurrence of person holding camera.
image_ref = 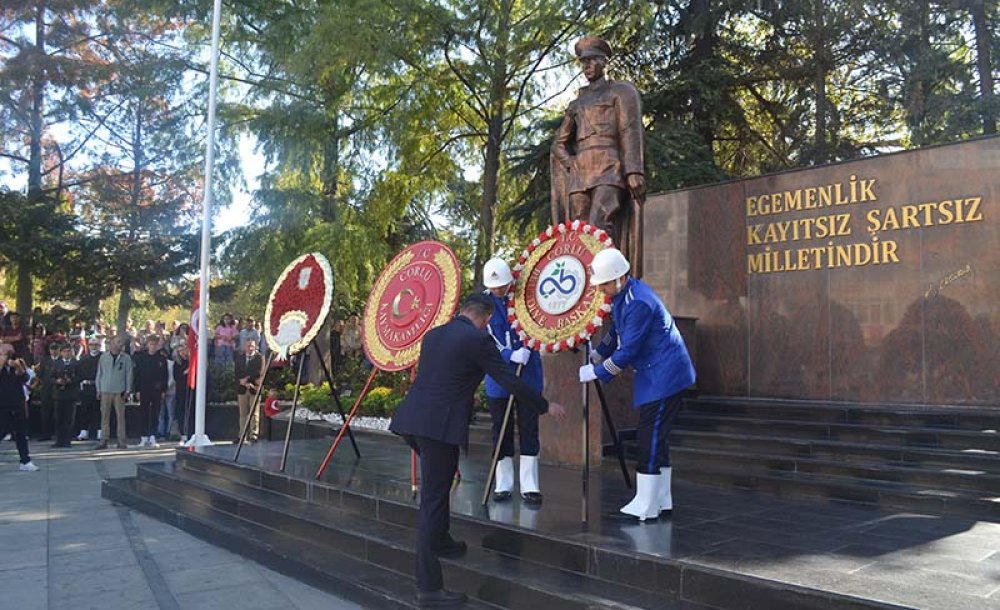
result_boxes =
[0,345,38,471]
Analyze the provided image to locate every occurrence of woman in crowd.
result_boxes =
[213,313,238,365]
[170,323,190,355]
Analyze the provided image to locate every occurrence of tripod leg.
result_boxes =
[311,340,360,458]
[235,353,274,462]
[279,355,307,472]
[593,379,631,489]
[480,364,523,506]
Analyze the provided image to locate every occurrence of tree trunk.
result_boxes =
[970,0,997,134]
[813,0,829,164]
[321,93,340,222]
[117,286,132,337]
[475,1,511,287]
[689,0,718,156]
[899,0,932,144]
[20,0,47,317]
[15,264,33,319]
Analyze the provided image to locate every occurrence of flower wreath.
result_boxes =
[263,252,334,361]
[508,220,614,353]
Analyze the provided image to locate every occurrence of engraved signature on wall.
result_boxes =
[925,264,973,299]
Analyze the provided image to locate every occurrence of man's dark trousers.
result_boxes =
[54,397,76,446]
[0,406,31,463]
[36,385,54,440]
[77,385,99,437]
[413,435,460,592]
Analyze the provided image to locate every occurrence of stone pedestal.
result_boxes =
[538,349,639,468]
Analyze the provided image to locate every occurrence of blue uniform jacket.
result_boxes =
[390,315,549,447]
[594,278,695,407]
[484,292,543,399]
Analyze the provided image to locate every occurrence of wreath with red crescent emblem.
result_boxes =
[362,241,461,372]
[509,221,614,353]
[264,253,334,361]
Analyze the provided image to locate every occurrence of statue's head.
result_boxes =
[574,36,611,82]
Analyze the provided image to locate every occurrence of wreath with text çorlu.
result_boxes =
[509,220,614,353]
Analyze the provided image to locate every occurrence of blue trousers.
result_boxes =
[157,392,176,437]
[487,397,540,458]
[635,392,683,474]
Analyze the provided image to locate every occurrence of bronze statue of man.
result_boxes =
[551,36,645,275]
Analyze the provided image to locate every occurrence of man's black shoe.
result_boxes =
[492,490,512,502]
[416,589,467,607]
[521,492,543,506]
[435,538,467,559]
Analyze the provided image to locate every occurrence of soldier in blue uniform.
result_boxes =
[579,249,695,521]
[390,294,566,607]
[481,257,546,505]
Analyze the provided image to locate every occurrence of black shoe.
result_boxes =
[415,589,467,607]
[521,492,543,506]
[435,538,467,559]
[492,490,512,502]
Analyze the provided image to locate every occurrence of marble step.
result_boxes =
[101,477,485,610]
[131,461,685,610]
[668,430,1000,472]
[683,398,997,431]
[171,449,911,610]
[674,414,1000,452]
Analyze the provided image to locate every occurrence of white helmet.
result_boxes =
[589,248,631,285]
[483,257,514,288]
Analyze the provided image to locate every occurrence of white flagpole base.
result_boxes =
[187,433,213,448]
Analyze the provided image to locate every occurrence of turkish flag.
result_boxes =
[188,279,200,390]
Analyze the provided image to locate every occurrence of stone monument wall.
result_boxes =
[642,136,1000,406]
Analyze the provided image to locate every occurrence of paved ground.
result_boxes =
[0,440,363,610]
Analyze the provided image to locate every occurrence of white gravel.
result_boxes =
[273,408,392,431]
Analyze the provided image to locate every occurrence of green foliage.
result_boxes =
[207,362,237,403]
[359,386,402,418]
[2,0,999,328]
[277,382,403,418]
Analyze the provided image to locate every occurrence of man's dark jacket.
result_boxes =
[390,315,548,447]
[233,351,264,396]
[53,358,78,401]
[133,351,168,394]
[0,365,27,409]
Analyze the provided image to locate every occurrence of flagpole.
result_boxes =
[191,0,224,448]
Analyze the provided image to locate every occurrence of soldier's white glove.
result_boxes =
[510,347,531,365]
[578,364,597,383]
[589,351,602,365]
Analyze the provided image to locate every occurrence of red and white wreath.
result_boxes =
[264,253,334,361]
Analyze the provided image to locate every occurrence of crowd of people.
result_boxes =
[0,303,280,465]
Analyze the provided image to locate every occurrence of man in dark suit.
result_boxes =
[234,339,264,442]
[52,343,79,448]
[133,335,168,448]
[390,294,566,607]
[35,342,61,441]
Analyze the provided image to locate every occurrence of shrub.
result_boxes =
[359,386,403,418]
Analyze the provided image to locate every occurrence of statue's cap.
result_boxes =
[575,36,612,59]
